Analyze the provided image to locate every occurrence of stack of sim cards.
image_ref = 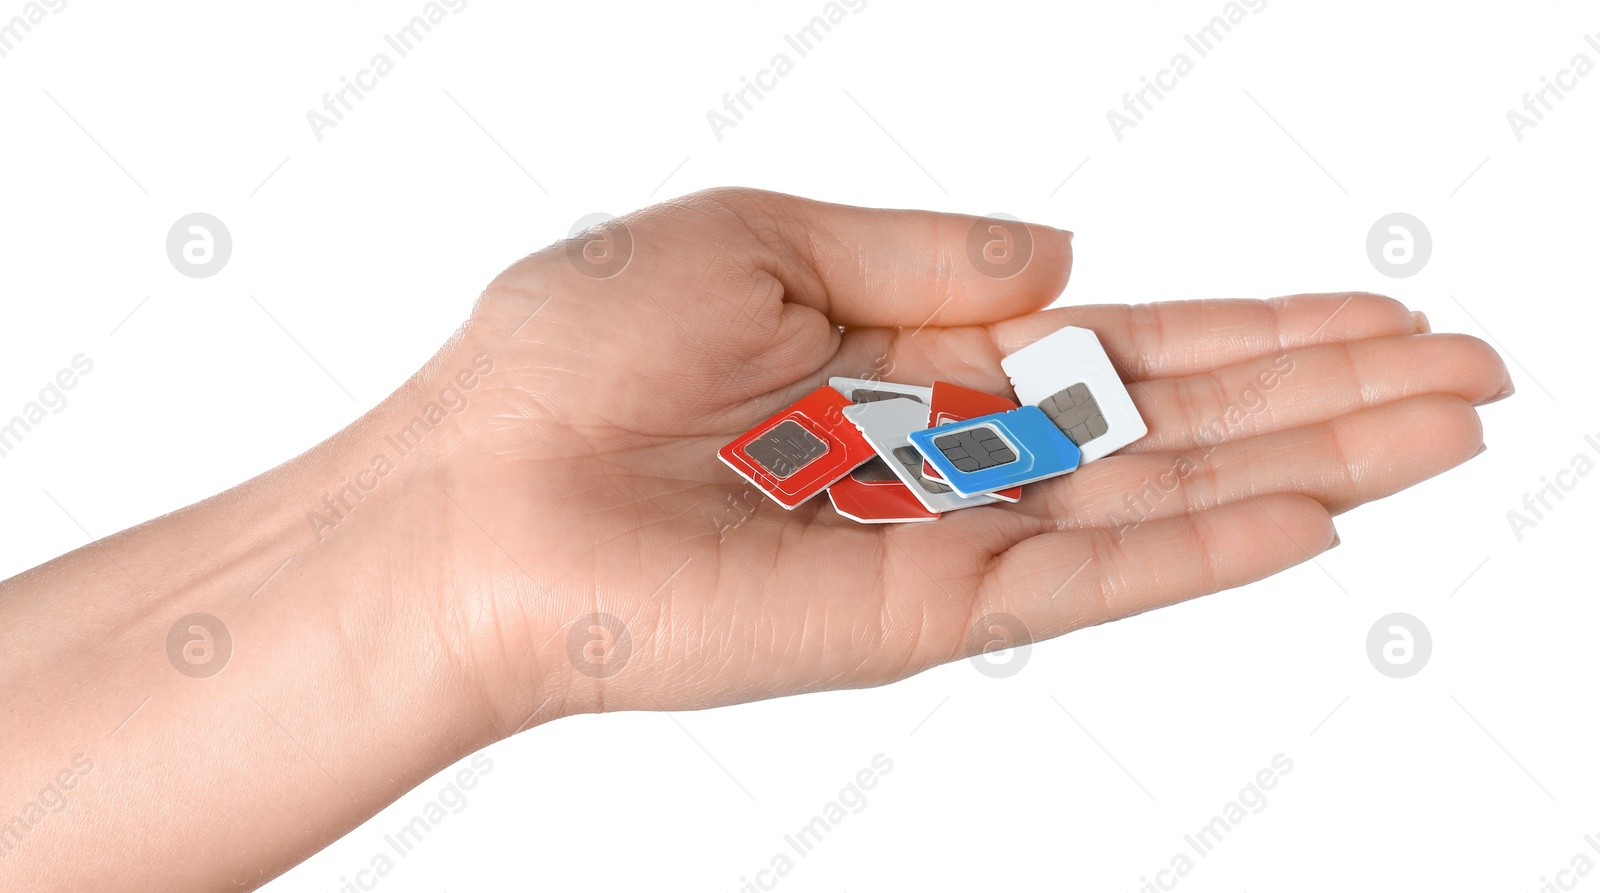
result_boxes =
[717,326,1147,523]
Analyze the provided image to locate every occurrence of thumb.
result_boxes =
[686,187,1074,328]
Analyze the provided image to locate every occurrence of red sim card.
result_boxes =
[827,456,940,524]
[718,386,876,510]
[922,381,1022,502]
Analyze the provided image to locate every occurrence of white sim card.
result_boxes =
[842,398,1000,514]
[828,377,934,407]
[1001,326,1147,464]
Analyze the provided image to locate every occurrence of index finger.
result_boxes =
[989,292,1423,381]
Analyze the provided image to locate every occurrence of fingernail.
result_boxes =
[1479,382,1516,406]
[1328,530,1341,550]
[1412,311,1431,334]
[1472,443,1488,458]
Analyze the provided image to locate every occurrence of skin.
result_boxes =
[0,188,1511,890]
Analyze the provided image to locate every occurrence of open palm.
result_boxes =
[431,188,1509,727]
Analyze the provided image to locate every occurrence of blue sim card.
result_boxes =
[908,405,1082,497]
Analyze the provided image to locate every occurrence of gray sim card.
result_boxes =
[893,446,951,494]
[849,456,900,484]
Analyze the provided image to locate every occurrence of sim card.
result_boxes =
[842,398,1001,513]
[828,377,933,407]
[909,405,1081,497]
[826,458,940,524]
[1001,326,1147,464]
[920,381,1023,503]
[824,377,940,523]
[718,386,875,510]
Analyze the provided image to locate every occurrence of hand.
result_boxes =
[419,188,1513,729]
[0,188,1512,891]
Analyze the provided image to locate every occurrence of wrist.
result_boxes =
[307,335,582,739]
[0,379,515,886]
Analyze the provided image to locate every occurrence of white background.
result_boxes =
[3,1,1597,891]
